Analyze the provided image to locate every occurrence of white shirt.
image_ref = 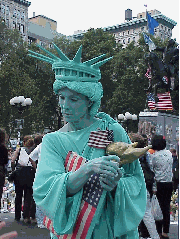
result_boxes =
[29,143,42,162]
[18,148,32,167]
[150,149,173,182]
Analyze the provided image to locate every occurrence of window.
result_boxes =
[13,21,16,29]
[123,39,125,44]
[13,9,16,18]
[123,31,125,36]
[20,24,24,33]
[6,19,9,27]
[39,41,44,47]
[1,4,5,14]
[128,30,130,34]
[128,38,130,43]
[21,12,25,21]
[6,6,9,14]
[17,10,20,19]
[161,25,163,29]
[133,37,135,42]
[140,14,142,18]
[17,23,20,31]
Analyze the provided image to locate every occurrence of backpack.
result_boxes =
[139,154,155,186]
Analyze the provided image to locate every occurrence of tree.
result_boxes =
[107,34,179,118]
[0,22,59,136]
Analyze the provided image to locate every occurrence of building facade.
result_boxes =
[73,9,177,46]
[0,0,31,41]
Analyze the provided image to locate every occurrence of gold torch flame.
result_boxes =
[106,142,152,166]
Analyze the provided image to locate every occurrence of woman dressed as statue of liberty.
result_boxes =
[29,43,147,239]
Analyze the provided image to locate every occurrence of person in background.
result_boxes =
[0,129,9,212]
[150,135,173,239]
[11,135,36,224]
[6,148,13,177]
[170,148,179,192]
[29,134,43,170]
[29,134,44,228]
[129,133,160,239]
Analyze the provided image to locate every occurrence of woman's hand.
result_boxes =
[88,155,122,191]
[0,221,17,239]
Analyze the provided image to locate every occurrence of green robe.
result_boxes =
[33,113,146,239]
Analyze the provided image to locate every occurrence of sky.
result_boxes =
[28,0,179,43]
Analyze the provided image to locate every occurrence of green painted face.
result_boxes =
[58,88,90,124]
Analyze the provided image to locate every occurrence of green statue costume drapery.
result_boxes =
[29,44,147,238]
[33,113,146,239]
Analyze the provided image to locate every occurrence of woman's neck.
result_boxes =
[69,116,96,131]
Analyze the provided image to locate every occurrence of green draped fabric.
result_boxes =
[33,113,147,239]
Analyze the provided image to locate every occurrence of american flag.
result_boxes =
[147,92,173,111]
[88,129,114,149]
[147,92,156,110]
[156,92,173,111]
[43,151,103,239]
[145,67,152,81]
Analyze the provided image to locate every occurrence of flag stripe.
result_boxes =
[75,157,85,171]
[71,201,89,239]
[80,205,96,239]
[65,151,72,168]
[66,152,73,171]
[68,154,77,172]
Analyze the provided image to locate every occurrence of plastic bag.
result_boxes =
[151,194,163,220]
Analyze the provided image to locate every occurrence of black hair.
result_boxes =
[151,135,166,151]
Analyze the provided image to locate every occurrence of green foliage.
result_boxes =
[0,22,59,137]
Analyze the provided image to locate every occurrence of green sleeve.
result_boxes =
[109,123,147,237]
[33,132,83,235]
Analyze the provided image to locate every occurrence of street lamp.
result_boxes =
[118,112,137,133]
[10,96,32,114]
[10,96,32,143]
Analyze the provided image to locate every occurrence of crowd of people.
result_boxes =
[0,129,44,228]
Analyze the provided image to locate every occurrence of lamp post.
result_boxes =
[10,96,32,144]
[118,112,137,133]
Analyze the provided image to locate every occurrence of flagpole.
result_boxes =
[145,6,148,34]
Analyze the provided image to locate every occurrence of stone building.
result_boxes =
[0,1,65,46]
[0,0,31,41]
[28,14,65,47]
[73,9,177,46]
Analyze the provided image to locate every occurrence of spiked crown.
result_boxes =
[28,43,113,83]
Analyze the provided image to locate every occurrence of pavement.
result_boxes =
[0,211,178,239]
[0,212,50,239]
